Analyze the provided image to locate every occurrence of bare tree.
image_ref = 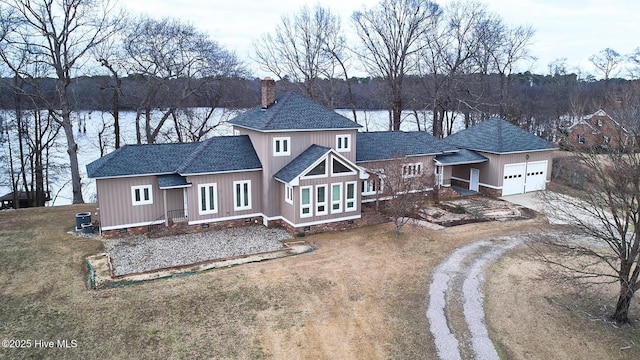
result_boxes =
[418,1,501,137]
[590,48,622,98]
[375,154,433,236]
[352,0,441,131]
[124,16,245,144]
[254,5,349,106]
[0,0,123,203]
[539,105,640,323]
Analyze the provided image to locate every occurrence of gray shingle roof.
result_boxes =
[443,118,556,153]
[435,149,488,165]
[229,91,361,131]
[356,131,459,162]
[274,145,331,183]
[157,174,191,189]
[86,135,262,178]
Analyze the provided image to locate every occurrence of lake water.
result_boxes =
[0,108,462,206]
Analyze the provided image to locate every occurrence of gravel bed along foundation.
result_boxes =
[103,226,292,276]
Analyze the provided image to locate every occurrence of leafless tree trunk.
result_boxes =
[371,153,433,236]
[536,106,640,323]
[0,0,123,203]
[124,16,244,144]
[352,0,441,131]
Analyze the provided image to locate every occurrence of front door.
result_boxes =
[469,168,479,192]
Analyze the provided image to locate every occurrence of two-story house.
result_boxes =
[566,109,631,149]
[87,78,557,237]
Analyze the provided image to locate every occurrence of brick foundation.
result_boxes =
[478,186,501,197]
[101,216,263,238]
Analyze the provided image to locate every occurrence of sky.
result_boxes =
[123,0,640,79]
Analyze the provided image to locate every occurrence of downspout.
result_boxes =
[163,189,168,227]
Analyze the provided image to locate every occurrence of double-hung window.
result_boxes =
[131,185,153,206]
[234,180,252,211]
[199,183,218,214]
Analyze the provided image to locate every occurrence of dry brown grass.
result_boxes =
[1,204,638,359]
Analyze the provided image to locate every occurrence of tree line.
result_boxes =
[0,0,639,206]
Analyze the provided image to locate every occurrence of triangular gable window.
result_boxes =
[304,159,326,177]
[332,158,353,174]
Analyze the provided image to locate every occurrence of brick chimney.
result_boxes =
[261,77,276,109]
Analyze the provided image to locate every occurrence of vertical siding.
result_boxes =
[451,150,556,189]
[96,176,165,228]
[165,188,184,212]
[186,170,263,223]
[240,128,358,218]
[479,151,555,187]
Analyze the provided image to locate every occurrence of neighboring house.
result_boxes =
[87,78,557,237]
[566,109,630,149]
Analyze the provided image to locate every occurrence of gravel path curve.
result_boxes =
[426,237,522,360]
[103,226,291,276]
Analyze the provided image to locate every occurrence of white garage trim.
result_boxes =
[502,160,548,196]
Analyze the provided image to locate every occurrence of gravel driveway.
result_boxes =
[103,226,292,276]
[427,236,523,360]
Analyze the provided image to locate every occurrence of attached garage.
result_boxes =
[443,118,557,198]
[501,160,548,196]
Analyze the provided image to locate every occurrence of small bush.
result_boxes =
[453,204,466,214]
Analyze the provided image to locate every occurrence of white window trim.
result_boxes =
[402,162,423,178]
[273,136,291,156]
[131,185,153,206]
[362,179,377,196]
[198,183,218,215]
[331,157,357,177]
[316,184,328,216]
[331,182,343,214]
[336,134,351,152]
[301,159,328,179]
[285,183,294,205]
[300,186,313,218]
[345,181,357,212]
[233,180,252,211]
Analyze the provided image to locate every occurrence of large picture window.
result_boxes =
[198,183,218,215]
[234,180,252,211]
[131,185,153,206]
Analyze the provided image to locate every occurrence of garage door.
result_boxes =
[524,160,547,192]
[502,163,525,196]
